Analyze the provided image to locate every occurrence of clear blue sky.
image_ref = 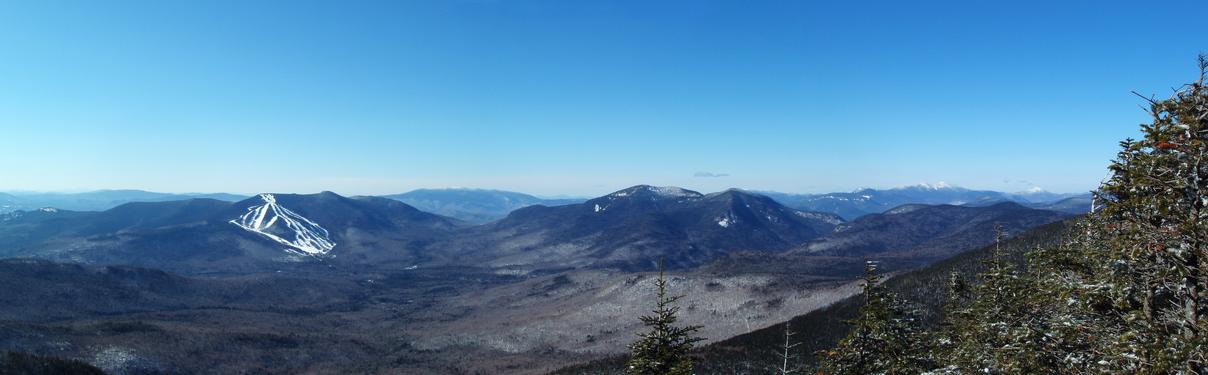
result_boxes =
[0,1,1203,196]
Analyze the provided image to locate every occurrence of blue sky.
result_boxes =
[0,1,1203,197]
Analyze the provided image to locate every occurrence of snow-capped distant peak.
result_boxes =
[881,181,965,191]
[914,181,951,190]
[230,194,336,256]
[1020,186,1046,194]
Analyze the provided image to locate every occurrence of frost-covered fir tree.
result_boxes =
[937,226,1068,373]
[1016,218,1120,373]
[1084,55,1208,373]
[952,55,1208,374]
[815,56,1208,375]
[816,260,929,375]
[625,259,703,375]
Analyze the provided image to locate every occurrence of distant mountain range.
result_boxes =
[1028,194,1095,214]
[1,184,1089,222]
[792,202,1068,260]
[0,185,1074,274]
[0,190,247,213]
[380,188,584,223]
[0,188,584,224]
[760,183,1088,219]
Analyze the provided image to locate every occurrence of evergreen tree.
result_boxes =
[1020,217,1121,373]
[810,55,1207,375]
[626,259,703,375]
[1082,54,1208,373]
[941,55,1208,374]
[816,260,929,375]
[937,226,1067,373]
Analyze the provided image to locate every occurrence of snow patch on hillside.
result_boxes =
[650,186,696,198]
[607,185,702,200]
[716,213,738,228]
[885,204,927,215]
[793,210,844,225]
[230,194,336,256]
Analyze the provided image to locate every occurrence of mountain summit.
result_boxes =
[229,194,336,256]
[433,185,844,271]
[0,191,459,273]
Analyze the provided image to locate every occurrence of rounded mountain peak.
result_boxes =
[704,188,769,202]
[605,185,702,200]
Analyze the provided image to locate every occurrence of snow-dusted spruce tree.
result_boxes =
[1013,217,1120,373]
[935,226,1068,373]
[1086,54,1208,373]
[625,259,703,375]
[943,55,1208,374]
[815,260,929,375]
[812,56,1206,374]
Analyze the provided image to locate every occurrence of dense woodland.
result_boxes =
[563,56,1208,374]
[0,351,105,375]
